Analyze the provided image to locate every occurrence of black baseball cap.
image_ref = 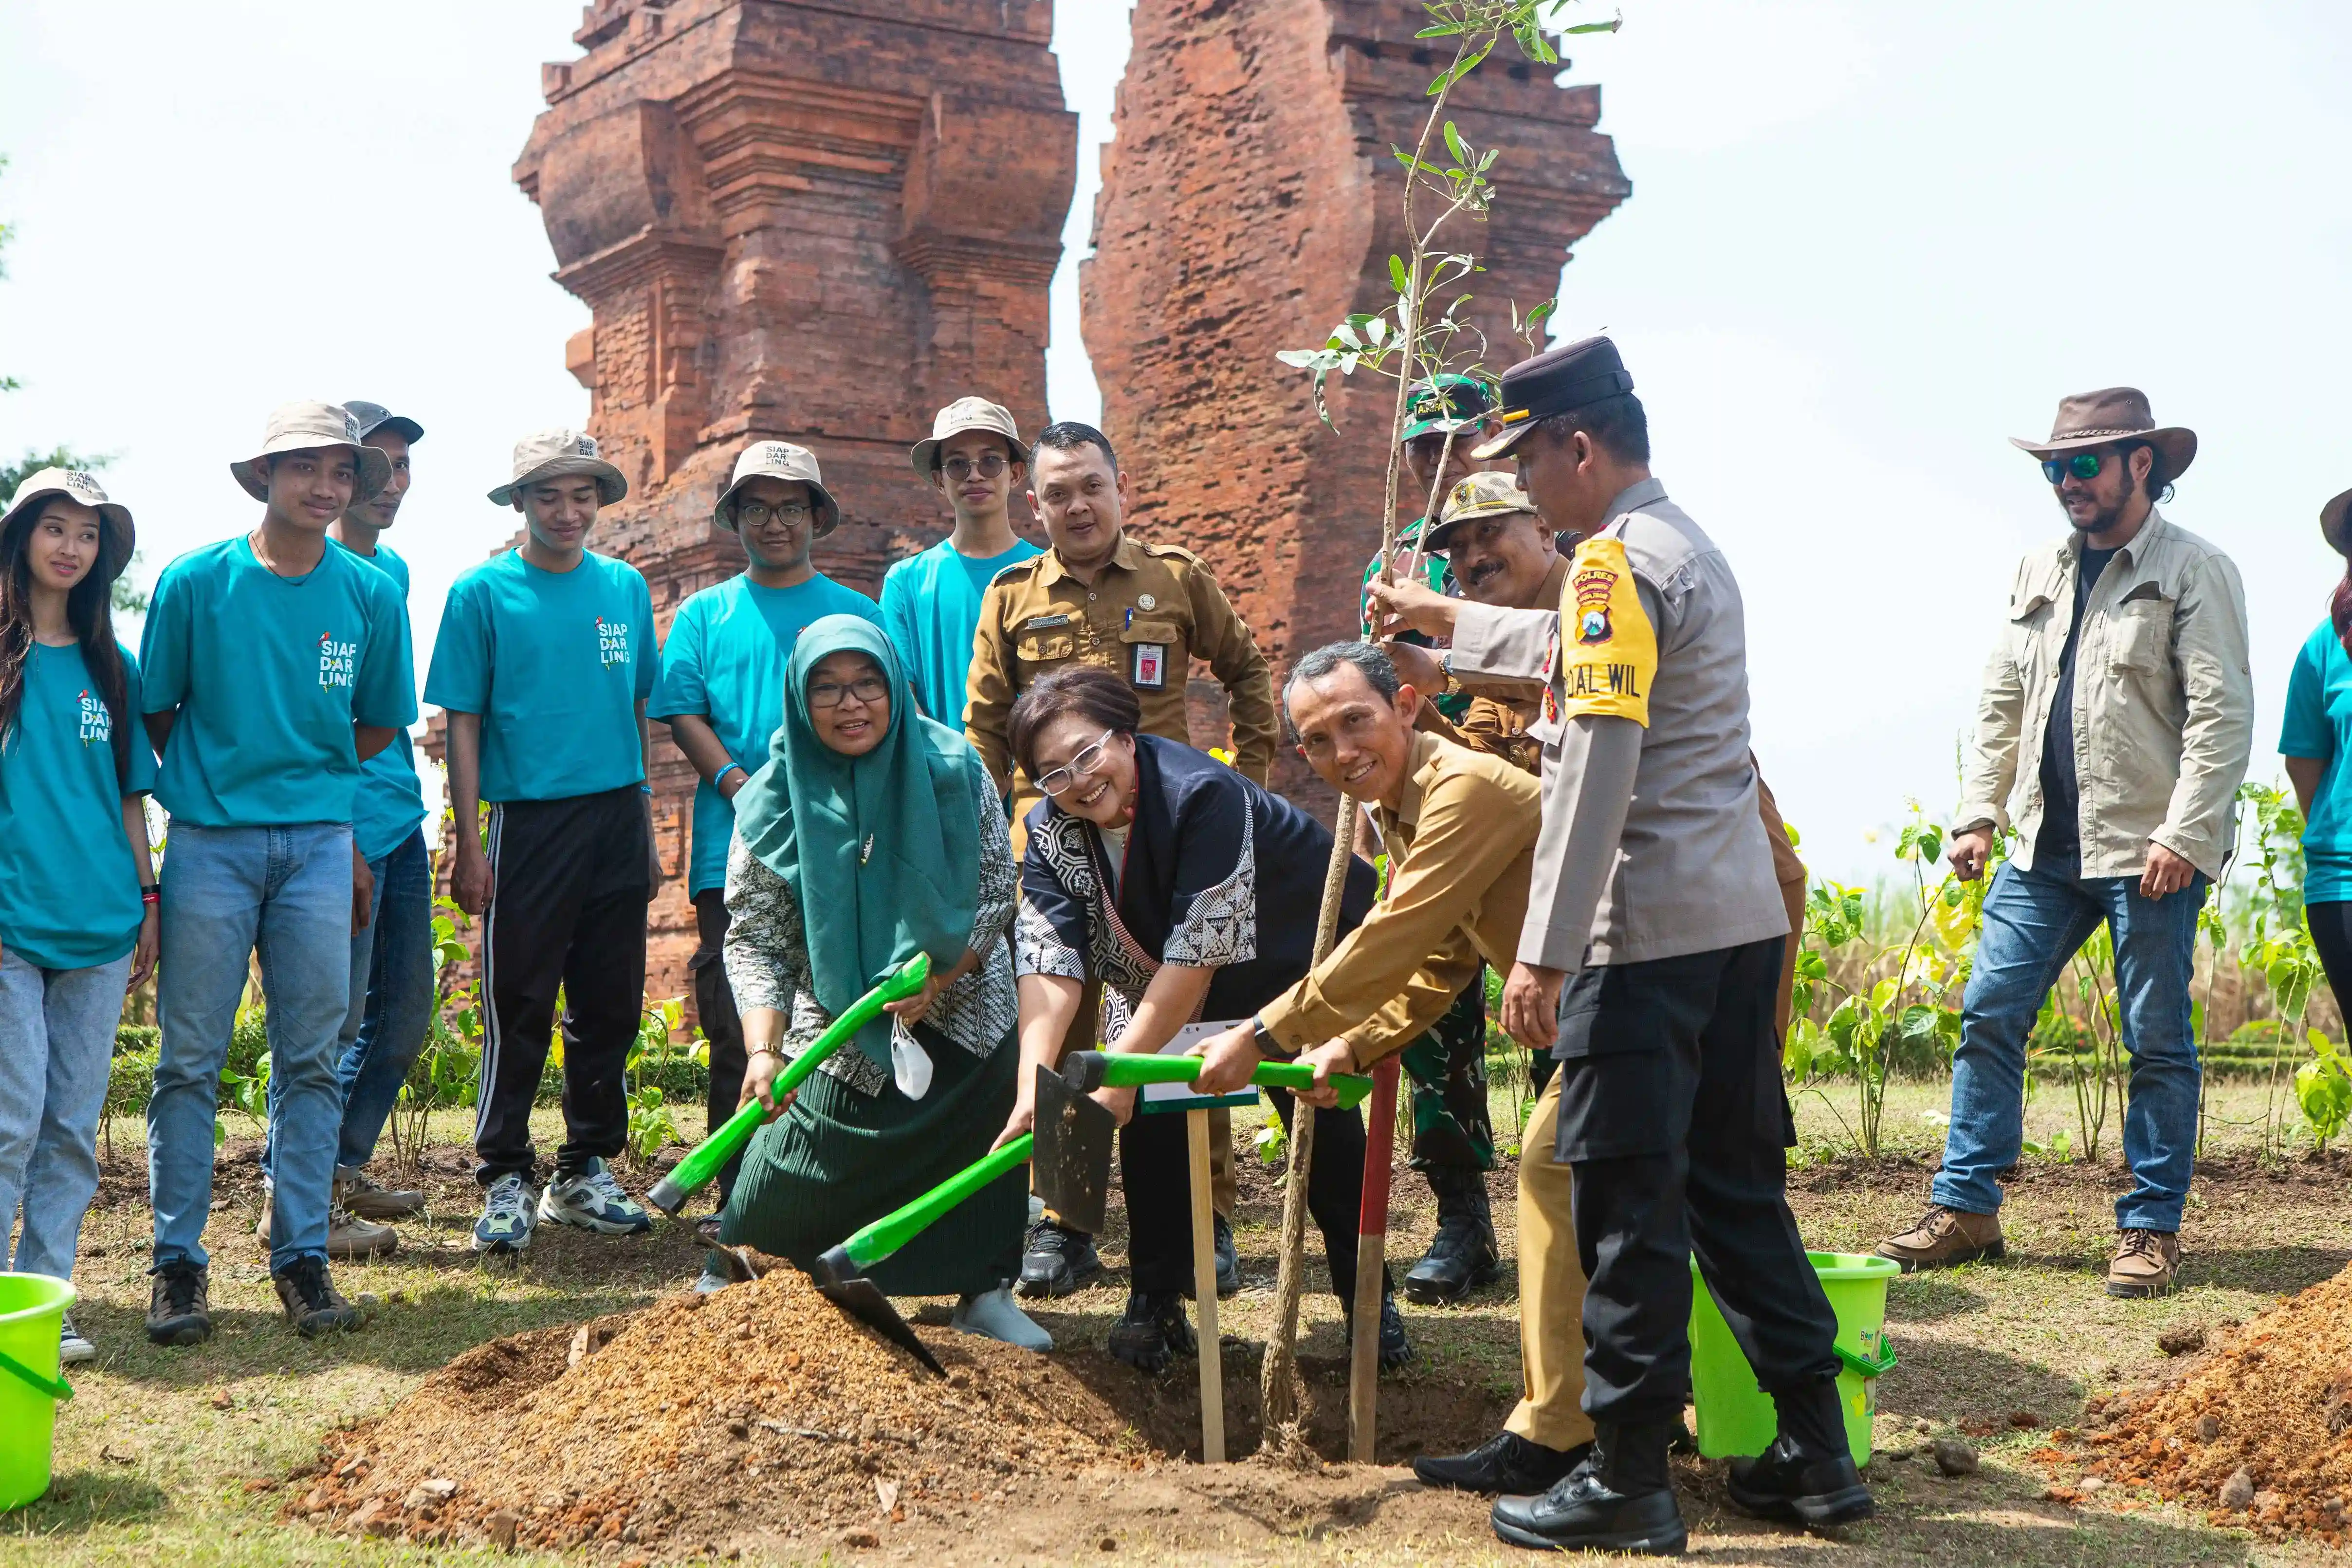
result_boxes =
[343,401,425,444]
[1471,336,1634,460]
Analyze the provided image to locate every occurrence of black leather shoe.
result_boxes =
[1107,1290,1196,1373]
[1213,1214,1240,1297]
[1491,1467,1686,1556]
[1403,1166,1501,1304]
[1414,1430,1590,1494]
[1016,1218,1103,1298]
[1727,1437,1874,1529]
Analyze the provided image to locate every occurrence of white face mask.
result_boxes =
[891,1019,935,1101]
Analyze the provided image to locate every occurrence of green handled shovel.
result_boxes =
[646,952,932,1218]
[1059,1049,1375,1108]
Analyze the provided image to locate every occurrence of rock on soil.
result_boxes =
[284,1261,1509,1560]
[2067,1261,2352,1540]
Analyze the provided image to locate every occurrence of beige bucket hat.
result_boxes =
[2009,387,2197,490]
[1424,470,1540,551]
[488,428,627,508]
[0,467,136,586]
[716,440,840,536]
[909,397,1030,475]
[229,402,392,504]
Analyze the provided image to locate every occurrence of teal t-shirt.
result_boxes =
[879,536,1042,726]
[140,536,416,828]
[650,572,882,896]
[0,641,157,968]
[2282,619,2352,903]
[424,549,657,803]
[334,540,428,862]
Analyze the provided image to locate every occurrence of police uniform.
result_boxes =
[1451,338,1857,1549]
[966,529,1277,1233]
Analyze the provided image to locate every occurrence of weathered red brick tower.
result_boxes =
[1081,0,1630,799]
[508,0,1075,1003]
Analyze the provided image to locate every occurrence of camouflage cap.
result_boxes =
[1422,469,1540,551]
[1400,373,1499,444]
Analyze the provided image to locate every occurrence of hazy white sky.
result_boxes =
[4,2,2347,879]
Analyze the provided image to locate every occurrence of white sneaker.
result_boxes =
[952,1284,1053,1351]
[537,1158,653,1236]
[473,1173,538,1253]
[59,1313,96,1365]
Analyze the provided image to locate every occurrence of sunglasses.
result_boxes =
[2041,452,2107,485]
[942,453,1010,482]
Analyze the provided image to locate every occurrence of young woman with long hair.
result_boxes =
[0,469,158,1366]
[2286,487,2352,1016]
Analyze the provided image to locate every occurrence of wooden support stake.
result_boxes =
[1186,1106,1225,1462]
[1347,1055,1400,1462]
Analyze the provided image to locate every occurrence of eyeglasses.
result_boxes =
[807,674,887,709]
[2041,452,2105,485]
[1036,728,1121,797]
[942,453,1010,482]
[738,501,814,527]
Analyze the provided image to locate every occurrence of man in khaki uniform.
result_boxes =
[969,420,1276,1298]
[1191,639,1593,1496]
[1377,472,1812,1041]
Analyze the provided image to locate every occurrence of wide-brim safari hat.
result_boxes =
[0,467,136,586]
[717,440,840,536]
[229,402,391,504]
[2009,387,2196,490]
[488,428,627,507]
[909,396,1030,475]
[2321,488,2352,557]
[1422,469,1541,552]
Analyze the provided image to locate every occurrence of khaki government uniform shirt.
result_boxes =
[1258,732,1541,1068]
[966,533,1279,825]
[1451,478,1788,970]
[1954,510,2253,880]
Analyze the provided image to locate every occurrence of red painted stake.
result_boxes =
[1347,1055,1401,1461]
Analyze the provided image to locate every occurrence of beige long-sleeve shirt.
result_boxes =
[1257,732,1540,1068]
[1954,510,2253,880]
[1451,479,1788,971]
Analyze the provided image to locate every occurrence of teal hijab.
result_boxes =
[731,614,983,1073]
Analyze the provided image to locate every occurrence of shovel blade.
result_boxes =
[1030,1063,1116,1235]
[813,1271,945,1378]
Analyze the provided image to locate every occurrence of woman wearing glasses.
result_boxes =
[714,616,1049,1350]
[993,664,1411,1373]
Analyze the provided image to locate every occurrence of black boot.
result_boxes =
[1212,1214,1240,1297]
[1490,1420,1686,1556]
[1415,1430,1591,1494]
[1017,1218,1103,1298]
[1727,1378,1873,1529]
[1402,1166,1500,1305]
[1107,1290,1195,1374]
[1339,1281,1414,1370]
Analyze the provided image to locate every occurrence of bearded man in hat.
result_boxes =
[652,441,881,1232]
[140,402,415,1345]
[426,429,661,1255]
[1881,390,2252,1298]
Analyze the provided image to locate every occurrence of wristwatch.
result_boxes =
[1251,1015,1295,1061]
[1436,649,1465,700]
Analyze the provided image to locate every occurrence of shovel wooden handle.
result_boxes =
[648,953,933,1215]
[1062,1050,1374,1109]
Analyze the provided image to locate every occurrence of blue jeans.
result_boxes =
[334,829,434,1172]
[0,949,132,1281]
[150,823,352,1274]
[1932,849,2207,1232]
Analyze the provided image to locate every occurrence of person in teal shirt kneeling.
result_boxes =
[652,439,879,1221]
[0,469,158,1368]
[427,428,660,1255]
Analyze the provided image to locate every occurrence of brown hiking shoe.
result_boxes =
[1877,1204,2004,1272]
[2106,1228,2180,1298]
[257,1187,399,1261]
[336,1168,424,1220]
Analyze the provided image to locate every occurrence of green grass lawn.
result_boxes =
[8,1088,2347,1565]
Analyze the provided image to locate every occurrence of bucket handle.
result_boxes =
[0,1348,72,1402]
[1835,1338,1897,1381]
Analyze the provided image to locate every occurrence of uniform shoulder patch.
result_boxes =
[1554,536,1654,727]
[986,556,1044,588]
[1138,540,1203,566]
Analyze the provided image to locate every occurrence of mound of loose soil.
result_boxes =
[286,1263,1511,1559]
[2067,1263,2352,1540]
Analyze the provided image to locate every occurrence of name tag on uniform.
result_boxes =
[1133,643,1168,689]
[1021,613,1073,631]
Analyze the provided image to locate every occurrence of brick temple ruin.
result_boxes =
[483,0,1628,1011]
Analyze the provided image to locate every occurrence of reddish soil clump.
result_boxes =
[2067,1263,2352,1541]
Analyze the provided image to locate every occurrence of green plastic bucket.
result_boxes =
[0,1273,76,1511]
[1687,1252,1896,1469]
